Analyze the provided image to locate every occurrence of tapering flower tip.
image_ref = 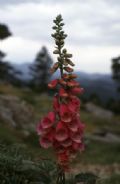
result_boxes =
[61,138,72,148]
[48,79,58,89]
[60,104,73,122]
[40,136,52,148]
[59,88,68,97]
[64,66,73,73]
[71,87,84,95]
[55,121,68,141]
[41,111,55,129]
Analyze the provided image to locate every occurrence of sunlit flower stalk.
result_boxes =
[37,14,85,184]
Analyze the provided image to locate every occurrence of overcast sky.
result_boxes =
[0,0,120,73]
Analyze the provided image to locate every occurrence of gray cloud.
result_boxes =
[0,0,120,46]
[0,0,120,73]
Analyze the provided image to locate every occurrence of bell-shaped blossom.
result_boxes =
[59,88,68,97]
[36,123,50,135]
[48,79,58,89]
[61,138,72,148]
[59,79,67,86]
[70,131,82,143]
[68,96,80,113]
[70,87,84,95]
[59,104,73,122]
[67,80,79,88]
[67,120,79,132]
[55,121,68,141]
[40,136,52,148]
[41,111,55,129]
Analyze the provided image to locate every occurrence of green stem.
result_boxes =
[58,46,63,78]
[56,165,65,184]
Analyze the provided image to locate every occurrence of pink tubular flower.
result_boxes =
[37,15,85,172]
[70,87,84,95]
[68,96,80,113]
[48,79,58,89]
[40,136,52,148]
[59,88,68,97]
[67,120,79,132]
[61,138,72,148]
[59,104,73,122]
[67,80,79,88]
[41,111,55,129]
[55,121,68,141]
[70,132,82,143]
[36,123,50,135]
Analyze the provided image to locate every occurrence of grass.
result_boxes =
[81,110,120,135]
[98,174,120,184]
[74,140,120,165]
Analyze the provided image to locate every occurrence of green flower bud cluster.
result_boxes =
[51,14,75,77]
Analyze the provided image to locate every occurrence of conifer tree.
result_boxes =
[111,56,120,114]
[0,23,16,83]
[30,46,53,90]
[111,56,120,92]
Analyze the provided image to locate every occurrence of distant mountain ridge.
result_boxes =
[13,63,119,103]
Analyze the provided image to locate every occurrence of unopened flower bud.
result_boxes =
[64,67,73,73]
[53,62,59,69]
[63,60,68,66]
[53,50,59,54]
[67,59,75,66]
[65,53,72,58]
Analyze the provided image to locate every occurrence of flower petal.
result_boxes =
[55,122,68,141]
[40,137,52,148]
[61,139,72,147]
[71,132,82,143]
[48,79,58,89]
[41,112,55,129]
[59,88,68,97]
[60,104,73,122]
